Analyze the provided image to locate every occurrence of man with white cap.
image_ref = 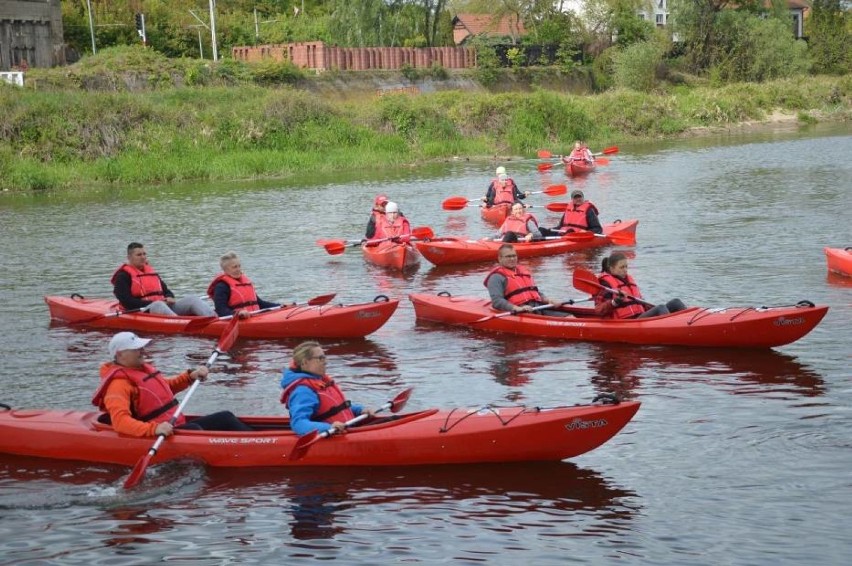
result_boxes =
[92,332,252,437]
[112,242,215,317]
[482,165,529,208]
[372,201,412,243]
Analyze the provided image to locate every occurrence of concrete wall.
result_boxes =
[0,0,65,71]
[233,41,476,71]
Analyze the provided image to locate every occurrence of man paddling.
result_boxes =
[482,166,529,208]
[112,242,214,317]
[540,189,603,236]
[93,332,252,437]
[484,244,571,317]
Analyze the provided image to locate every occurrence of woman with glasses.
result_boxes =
[280,341,374,436]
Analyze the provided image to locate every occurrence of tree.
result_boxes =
[808,0,851,75]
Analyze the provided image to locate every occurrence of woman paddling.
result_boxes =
[594,252,687,319]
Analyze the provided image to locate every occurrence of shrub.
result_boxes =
[613,41,665,92]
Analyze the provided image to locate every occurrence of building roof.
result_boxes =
[452,13,526,38]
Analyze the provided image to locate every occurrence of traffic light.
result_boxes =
[135,13,143,33]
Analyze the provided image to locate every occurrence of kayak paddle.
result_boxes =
[471,299,592,323]
[209,293,339,323]
[69,304,152,326]
[123,315,241,490]
[321,226,434,255]
[442,196,482,210]
[572,268,654,308]
[537,146,618,171]
[288,387,413,461]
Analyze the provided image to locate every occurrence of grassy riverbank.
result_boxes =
[1,58,849,192]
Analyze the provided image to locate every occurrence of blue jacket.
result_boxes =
[280,367,363,436]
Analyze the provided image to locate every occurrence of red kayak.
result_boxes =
[824,247,852,277]
[480,203,511,225]
[0,399,640,467]
[414,220,638,266]
[44,295,399,339]
[409,292,828,349]
[362,240,421,271]
[566,159,596,177]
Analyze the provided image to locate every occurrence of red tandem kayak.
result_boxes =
[824,247,852,277]
[480,203,511,225]
[44,294,399,339]
[566,160,596,177]
[362,240,421,271]
[0,399,639,467]
[408,292,828,349]
[414,219,638,266]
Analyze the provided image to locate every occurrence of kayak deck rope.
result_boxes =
[439,405,537,433]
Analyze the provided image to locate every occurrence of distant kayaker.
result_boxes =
[207,251,280,319]
[484,244,571,317]
[594,252,687,319]
[540,189,603,236]
[112,242,214,317]
[93,332,253,437]
[562,141,594,164]
[365,193,389,239]
[372,201,412,243]
[497,202,542,243]
[482,166,529,208]
[280,341,375,436]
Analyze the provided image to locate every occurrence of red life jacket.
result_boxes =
[374,215,411,239]
[280,374,357,423]
[92,362,185,425]
[560,201,599,231]
[110,263,166,302]
[483,265,542,306]
[597,272,646,319]
[206,273,260,312]
[500,213,538,235]
[492,178,517,205]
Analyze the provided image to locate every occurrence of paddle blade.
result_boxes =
[123,451,154,489]
[537,149,553,159]
[596,157,610,166]
[442,197,472,211]
[572,268,602,296]
[217,315,241,353]
[183,315,219,332]
[601,146,619,155]
[289,430,321,461]
[389,387,414,413]
[323,242,347,255]
[608,229,637,246]
[543,184,567,196]
[411,226,434,240]
[546,202,568,212]
[537,162,554,172]
[307,293,337,306]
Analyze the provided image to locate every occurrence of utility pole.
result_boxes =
[209,0,218,61]
[85,0,96,54]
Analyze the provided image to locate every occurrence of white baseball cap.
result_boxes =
[495,166,506,176]
[109,332,151,357]
[385,202,399,213]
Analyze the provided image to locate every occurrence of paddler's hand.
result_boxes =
[329,421,347,434]
[189,366,209,382]
[155,421,174,437]
[236,309,251,320]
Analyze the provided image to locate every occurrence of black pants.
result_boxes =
[179,410,254,432]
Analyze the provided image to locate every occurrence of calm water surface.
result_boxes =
[1,122,851,564]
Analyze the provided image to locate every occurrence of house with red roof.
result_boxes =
[452,13,527,45]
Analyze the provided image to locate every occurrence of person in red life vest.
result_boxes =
[482,166,529,208]
[280,341,375,436]
[207,251,281,318]
[93,332,253,437]
[497,202,542,243]
[594,252,687,319]
[365,193,389,239]
[372,202,411,243]
[112,242,214,317]
[541,189,603,236]
[562,141,594,165]
[484,244,572,317]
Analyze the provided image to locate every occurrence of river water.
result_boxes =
[1,122,851,564]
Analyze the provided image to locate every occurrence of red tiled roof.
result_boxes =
[452,13,526,37]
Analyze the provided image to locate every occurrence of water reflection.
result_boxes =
[826,272,852,288]
[206,462,638,541]
[585,344,825,399]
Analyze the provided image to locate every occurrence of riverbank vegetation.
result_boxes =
[2,47,849,192]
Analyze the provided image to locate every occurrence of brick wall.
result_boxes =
[232,41,476,71]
